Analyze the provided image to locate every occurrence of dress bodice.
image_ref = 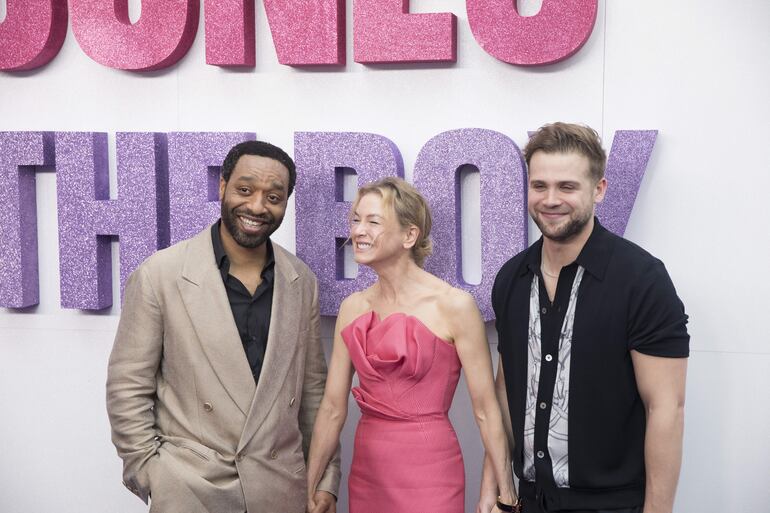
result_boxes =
[341,311,461,421]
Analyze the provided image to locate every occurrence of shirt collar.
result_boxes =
[211,220,276,276]
[521,217,612,281]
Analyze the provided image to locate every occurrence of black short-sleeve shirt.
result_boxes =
[492,219,689,511]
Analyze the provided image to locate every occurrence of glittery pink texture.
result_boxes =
[467,0,597,65]
[597,130,657,236]
[354,0,456,63]
[294,132,404,316]
[167,132,255,244]
[413,129,527,321]
[0,0,68,71]
[204,0,255,66]
[70,0,199,71]
[56,132,168,309]
[0,132,55,308]
[264,0,345,65]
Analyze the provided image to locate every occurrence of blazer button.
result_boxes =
[236,452,244,462]
[289,396,296,407]
[270,450,278,460]
[203,402,213,412]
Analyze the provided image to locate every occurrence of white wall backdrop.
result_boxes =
[1,1,769,512]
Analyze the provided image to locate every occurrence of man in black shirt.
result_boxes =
[107,141,339,513]
[481,123,689,513]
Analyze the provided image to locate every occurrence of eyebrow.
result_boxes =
[235,176,286,190]
[530,179,581,186]
[352,211,384,219]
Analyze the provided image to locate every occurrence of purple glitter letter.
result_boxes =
[0,132,55,308]
[56,132,168,309]
[467,0,597,65]
[596,130,658,236]
[413,129,527,321]
[294,132,404,315]
[354,0,456,63]
[0,0,68,71]
[70,0,199,71]
[167,132,255,245]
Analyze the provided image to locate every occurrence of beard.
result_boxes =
[221,204,280,249]
[532,207,593,243]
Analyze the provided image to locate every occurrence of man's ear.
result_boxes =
[219,176,226,201]
[594,177,608,204]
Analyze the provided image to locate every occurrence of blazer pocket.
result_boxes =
[160,435,216,462]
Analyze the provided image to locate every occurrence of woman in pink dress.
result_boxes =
[306,177,518,513]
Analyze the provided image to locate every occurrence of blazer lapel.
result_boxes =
[177,229,256,416]
[238,245,301,451]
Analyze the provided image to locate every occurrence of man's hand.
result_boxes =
[308,490,336,513]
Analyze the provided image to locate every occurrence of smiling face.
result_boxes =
[350,192,414,267]
[527,150,607,243]
[219,154,289,249]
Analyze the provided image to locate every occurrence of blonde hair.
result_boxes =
[351,177,433,267]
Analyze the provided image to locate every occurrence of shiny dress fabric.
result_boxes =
[342,311,465,513]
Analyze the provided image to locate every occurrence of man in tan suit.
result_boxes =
[107,140,340,513]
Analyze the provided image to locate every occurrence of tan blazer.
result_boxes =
[107,227,340,513]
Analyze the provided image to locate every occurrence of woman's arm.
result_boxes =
[447,291,516,508]
[306,298,358,511]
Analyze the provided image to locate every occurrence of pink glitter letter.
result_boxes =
[204,0,255,66]
[0,132,55,308]
[354,0,456,63]
[0,0,67,70]
[413,129,527,321]
[167,132,255,245]
[294,132,404,315]
[467,0,597,65]
[205,0,344,66]
[56,132,169,309]
[70,0,199,71]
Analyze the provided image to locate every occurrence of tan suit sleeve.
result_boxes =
[299,276,341,497]
[106,265,163,503]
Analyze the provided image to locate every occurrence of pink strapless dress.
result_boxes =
[341,311,465,513]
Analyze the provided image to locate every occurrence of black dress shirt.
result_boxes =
[493,219,689,511]
[211,221,275,385]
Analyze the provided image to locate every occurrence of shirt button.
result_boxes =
[541,307,547,314]
[544,354,553,362]
[539,402,547,410]
[236,452,244,462]
[289,396,296,407]
[537,450,545,459]
[270,450,278,460]
[203,402,213,412]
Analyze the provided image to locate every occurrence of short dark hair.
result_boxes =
[524,122,607,183]
[221,140,297,196]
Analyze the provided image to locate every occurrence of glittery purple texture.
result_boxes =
[167,132,255,245]
[265,0,345,65]
[354,0,456,63]
[70,0,199,71]
[597,130,657,236]
[56,132,167,309]
[204,0,256,66]
[467,0,597,65]
[413,129,527,321]
[294,132,404,316]
[0,0,68,70]
[0,132,55,308]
